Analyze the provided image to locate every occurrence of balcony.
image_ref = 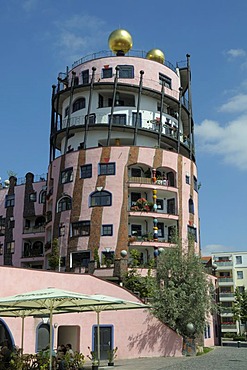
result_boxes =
[23,226,45,234]
[218,277,234,286]
[219,292,235,301]
[221,307,233,314]
[22,249,44,258]
[221,324,237,331]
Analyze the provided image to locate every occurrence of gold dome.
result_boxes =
[108,29,133,55]
[146,49,165,64]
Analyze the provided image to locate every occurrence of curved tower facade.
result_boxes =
[47,30,199,272]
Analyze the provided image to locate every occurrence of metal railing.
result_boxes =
[219,293,235,298]
[218,278,234,283]
[215,261,233,266]
[23,226,45,234]
[71,49,177,73]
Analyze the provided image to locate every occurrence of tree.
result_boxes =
[233,287,247,334]
[123,249,155,300]
[151,243,214,338]
[48,238,60,270]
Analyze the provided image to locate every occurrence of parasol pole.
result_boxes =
[97,310,100,366]
[49,308,53,370]
[21,315,25,354]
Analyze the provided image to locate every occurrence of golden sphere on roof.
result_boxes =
[146,49,165,64]
[108,29,133,55]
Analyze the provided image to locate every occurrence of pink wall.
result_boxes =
[0,266,182,360]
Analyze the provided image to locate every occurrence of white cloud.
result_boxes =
[53,14,108,63]
[195,113,247,170]
[226,49,246,58]
[201,244,233,256]
[218,93,247,113]
[22,0,38,12]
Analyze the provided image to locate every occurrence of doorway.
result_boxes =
[93,325,113,360]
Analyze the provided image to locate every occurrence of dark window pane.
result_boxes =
[118,65,134,78]
[99,163,115,175]
[81,164,92,179]
[82,70,89,84]
[102,68,113,78]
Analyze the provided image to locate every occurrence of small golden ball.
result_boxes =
[146,49,165,64]
[108,29,133,55]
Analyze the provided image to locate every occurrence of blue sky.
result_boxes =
[0,0,247,255]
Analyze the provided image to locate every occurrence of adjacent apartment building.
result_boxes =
[212,251,247,335]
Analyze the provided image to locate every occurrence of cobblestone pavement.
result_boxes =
[98,347,247,370]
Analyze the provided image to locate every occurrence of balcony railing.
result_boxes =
[71,49,177,73]
[219,293,235,298]
[128,176,175,188]
[23,226,45,234]
[128,235,171,244]
[215,261,233,266]
[221,307,233,313]
[218,278,234,283]
[221,324,236,330]
[22,249,44,258]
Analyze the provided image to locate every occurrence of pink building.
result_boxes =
[0,29,214,358]
[0,266,182,360]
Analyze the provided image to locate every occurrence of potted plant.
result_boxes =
[107,346,118,366]
[87,347,99,370]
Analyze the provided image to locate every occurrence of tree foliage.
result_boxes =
[48,238,60,270]
[233,287,247,332]
[151,243,214,337]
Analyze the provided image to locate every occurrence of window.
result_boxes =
[8,219,15,228]
[5,195,15,208]
[98,94,104,108]
[108,114,126,125]
[90,191,112,207]
[185,174,190,184]
[131,192,141,205]
[188,226,197,242]
[61,168,73,184]
[0,217,5,236]
[237,271,243,279]
[102,224,113,236]
[159,73,172,89]
[36,323,50,352]
[132,112,142,127]
[118,65,134,78]
[102,67,113,78]
[6,241,15,254]
[156,199,164,210]
[0,243,3,255]
[64,106,69,117]
[84,114,96,124]
[80,164,92,179]
[131,224,142,237]
[236,256,242,264]
[71,251,91,268]
[207,325,211,338]
[82,69,89,84]
[167,198,176,214]
[29,193,37,202]
[101,251,114,265]
[57,196,72,212]
[39,190,47,204]
[157,223,164,237]
[131,168,141,177]
[189,198,194,214]
[194,176,198,192]
[71,221,90,237]
[99,163,115,175]
[72,98,85,113]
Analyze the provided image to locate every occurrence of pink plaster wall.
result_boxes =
[0,266,182,359]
